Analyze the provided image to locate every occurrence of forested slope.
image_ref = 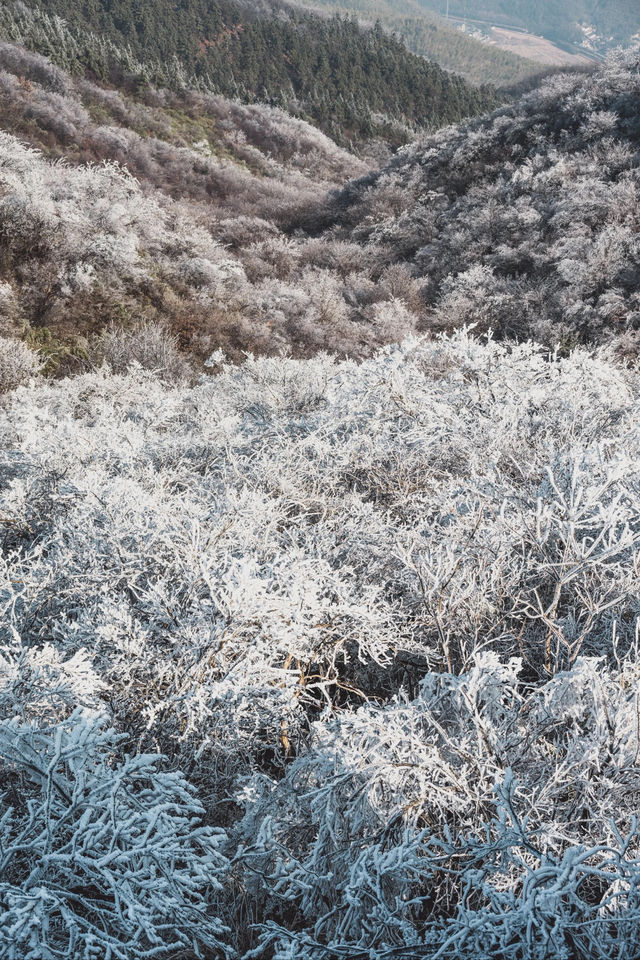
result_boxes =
[5,0,497,146]
[314,49,640,353]
[296,0,543,88]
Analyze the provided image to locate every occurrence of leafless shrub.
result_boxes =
[92,322,191,382]
[0,334,39,392]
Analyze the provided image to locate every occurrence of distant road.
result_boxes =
[446,15,604,65]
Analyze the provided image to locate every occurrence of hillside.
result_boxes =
[0,39,396,370]
[312,49,640,354]
[7,0,498,147]
[1,42,640,374]
[297,0,544,88]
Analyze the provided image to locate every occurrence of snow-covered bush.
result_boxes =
[0,330,639,952]
[0,639,103,722]
[0,336,39,392]
[0,709,230,959]
[92,322,191,382]
[241,655,640,958]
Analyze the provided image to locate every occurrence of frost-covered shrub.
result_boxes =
[92,323,190,382]
[2,331,640,953]
[0,336,39,392]
[241,655,640,959]
[366,297,414,340]
[0,709,230,960]
[0,41,69,94]
[243,237,300,282]
[0,639,103,722]
[296,237,371,277]
[325,47,640,353]
[213,215,281,251]
[379,262,425,312]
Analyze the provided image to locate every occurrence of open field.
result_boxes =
[491,26,595,65]
[448,15,598,66]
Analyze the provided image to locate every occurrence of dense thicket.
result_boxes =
[7,0,497,146]
[314,49,640,353]
[3,332,640,957]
